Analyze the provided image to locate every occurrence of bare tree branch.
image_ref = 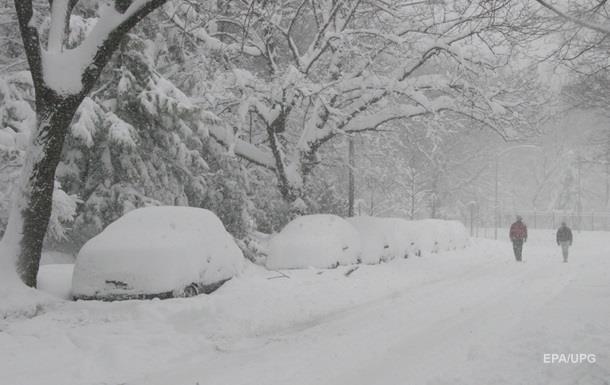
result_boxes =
[535,0,610,34]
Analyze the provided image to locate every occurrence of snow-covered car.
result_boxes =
[266,214,362,269]
[347,217,421,262]
[71,206,245,301]
[346,216,393,264]
[414,219,442,254]
[383,218,421,259]
[446,220,470,250]
[416,219,469,254]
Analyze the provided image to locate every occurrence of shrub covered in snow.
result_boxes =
[72,206,245,300]
[267,214,361,269]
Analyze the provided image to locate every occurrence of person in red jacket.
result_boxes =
[509,215,528,261]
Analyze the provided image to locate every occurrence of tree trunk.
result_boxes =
[264,112,303,209]
[5,0,169,287]
[3,91,82,287]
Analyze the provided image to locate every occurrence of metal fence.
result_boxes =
[498,211,610,232]
[462,211,610,237]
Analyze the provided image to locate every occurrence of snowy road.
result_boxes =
[2,232,610,385]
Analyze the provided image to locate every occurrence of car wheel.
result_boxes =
[183,284,199,298]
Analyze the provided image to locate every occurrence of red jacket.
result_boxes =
[509,221,527,241]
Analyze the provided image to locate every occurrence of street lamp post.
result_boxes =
[494,144,542,240]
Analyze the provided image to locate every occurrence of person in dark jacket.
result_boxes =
[509,215,528,262]
[556,222,573,263]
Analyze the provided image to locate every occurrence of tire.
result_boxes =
[183,284,199,298]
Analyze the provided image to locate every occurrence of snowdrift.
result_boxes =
[72,206,245,300]
[267,214,362,269]
[38,264,74,300]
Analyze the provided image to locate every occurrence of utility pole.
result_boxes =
[469,201,476,237]
[494,154,499,240]
[494,154,500,239]
[577,154,582,231]
[348,137,355,217]
[604,155,610,211]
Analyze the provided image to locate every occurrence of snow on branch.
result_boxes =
[19,0,169,96]
[342,101,453,134]
[47,0,71,52]
[208,126,276,171]
[535,0,610,35]
[162,3,263,57]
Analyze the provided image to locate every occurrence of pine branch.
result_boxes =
[80,0,169,96]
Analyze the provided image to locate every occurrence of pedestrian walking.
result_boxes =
[556,222,573,263]
[509,215,528,262]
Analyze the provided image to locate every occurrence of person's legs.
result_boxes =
[513,240,523,261]
[561,241,569,262]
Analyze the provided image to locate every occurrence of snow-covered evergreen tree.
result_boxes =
[2,0,171,286]
[53,14,258,248]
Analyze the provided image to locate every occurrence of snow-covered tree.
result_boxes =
[192,0,548,212]
[0,50,79,245]
[2,0,170,287]
[31,6,273,252]
[0,0,555,288]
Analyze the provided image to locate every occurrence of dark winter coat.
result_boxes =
[556,226,573,244]
[509,220,528,242]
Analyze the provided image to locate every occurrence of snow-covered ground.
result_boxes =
[2,231,610,385]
